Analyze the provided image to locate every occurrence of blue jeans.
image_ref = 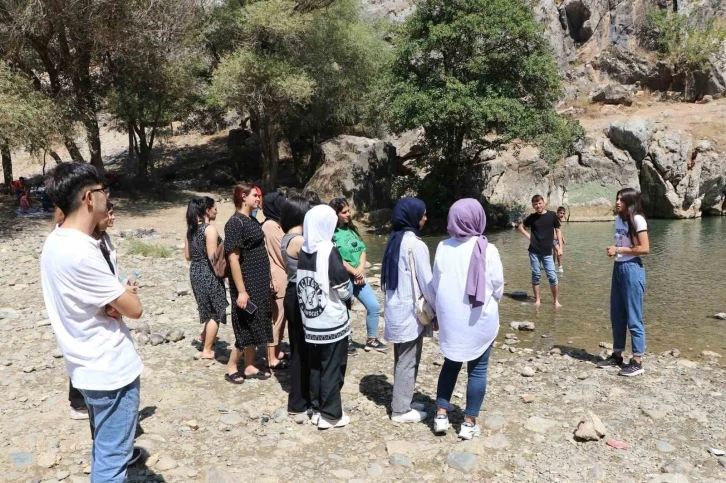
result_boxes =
[350,279,380,338]
[435,345,492,418]
[529,253,558,286]
[79,377,140,483]
[610,259,646,356]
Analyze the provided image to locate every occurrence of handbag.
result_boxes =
[210,242,227,278]
[408,248,435,326]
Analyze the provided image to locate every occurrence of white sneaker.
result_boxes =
[317,413,350,429]
[458,422,481,440]
[70,407,89,420]
[411,401,426,412]
[391,409,427,423]
[310,411,320,425]
[433,414,450,433]
[558,266,564,273]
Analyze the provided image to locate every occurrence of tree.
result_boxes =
[106,0,207,178]
[209,0,389,188]
[382,0,583,211]
[0,61,62,190]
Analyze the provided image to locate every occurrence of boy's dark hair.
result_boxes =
[531,194,544,203]
[45,163,104,216]
[557,206,566,212]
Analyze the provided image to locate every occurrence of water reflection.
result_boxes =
[363,217,726,356]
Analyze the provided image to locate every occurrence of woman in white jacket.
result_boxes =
[432,198,504,440]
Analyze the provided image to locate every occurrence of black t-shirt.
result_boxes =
[523,211,561,255]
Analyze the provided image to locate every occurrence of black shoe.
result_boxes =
[128,447,143,466]
[619,360,644,377]
[596,354,624,368]
[347,344,358,356]
[364,338,388,353]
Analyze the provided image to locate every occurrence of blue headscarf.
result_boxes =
[381,197,426,292]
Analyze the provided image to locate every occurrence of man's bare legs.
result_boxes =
[532,284,541,306]
[552,284,562,308]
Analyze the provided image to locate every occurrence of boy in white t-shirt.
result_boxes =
[41,163,144,483]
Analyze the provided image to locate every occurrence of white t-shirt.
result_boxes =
[433,238,504,362]
[40,227,143,391]
[614,214,647,262]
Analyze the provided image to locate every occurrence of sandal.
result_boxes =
[244,371,271,380]
[224,372,245,385]
[269,360,290,370]
[279,352,291,361]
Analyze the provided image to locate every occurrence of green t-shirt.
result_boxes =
[333,226,366,269]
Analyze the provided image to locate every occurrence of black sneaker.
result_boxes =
[364,338,388,353]
[347,344,358,356]
[128,447,143,466]
[619,360,644,377]
[596,354,624,368]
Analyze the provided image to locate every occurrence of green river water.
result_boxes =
[361,216,726,357]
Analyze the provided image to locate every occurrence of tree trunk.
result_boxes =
[1,144,12,194]
[84,115,104,172]
[258,115,279,190]
[49,151,63,164]
[134,123,152,178]
[64,137,85,163]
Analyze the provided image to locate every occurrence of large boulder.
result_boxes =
[607,117,655,162]
[640,129,726,218]
[304,135,397,210]
[593,46,673,91]
[590,84,636,105]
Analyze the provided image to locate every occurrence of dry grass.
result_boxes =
[125,240,173,258]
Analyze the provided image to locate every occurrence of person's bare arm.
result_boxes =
[607,231,650,258]
[205,225,219,258]
[518,223,530,239]
[555,228,563,256]
[108,284,143,319]
[184,236,191,261]
[229,249,249,308]
[358,251,367,279]
[286,236,304,258]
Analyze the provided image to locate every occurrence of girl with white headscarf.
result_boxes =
[296,205,352,429]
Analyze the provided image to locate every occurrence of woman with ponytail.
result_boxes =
[184,196,228,360]
[598,188,650,376]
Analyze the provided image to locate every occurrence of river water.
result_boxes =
[361,216,726,357]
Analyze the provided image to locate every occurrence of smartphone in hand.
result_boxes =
[244,300,258,315]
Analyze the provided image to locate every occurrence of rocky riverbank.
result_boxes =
[1,209,725,483]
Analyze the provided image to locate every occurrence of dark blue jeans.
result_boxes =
[610,259,646,356]
[435,344,492,419]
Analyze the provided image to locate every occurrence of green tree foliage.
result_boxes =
[0,61,62,188]
[106,0,207,178]
[382,0,583,211]
[209,0,389,188]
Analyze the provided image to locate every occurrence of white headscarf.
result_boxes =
[302,204,339,296]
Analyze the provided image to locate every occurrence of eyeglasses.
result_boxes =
[88,187,110,198]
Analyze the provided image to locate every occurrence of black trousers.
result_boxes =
[309,336,348,420]
[284,285,311,413]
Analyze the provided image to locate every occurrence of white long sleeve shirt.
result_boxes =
[384,232,436,343]
[433,238,504,362]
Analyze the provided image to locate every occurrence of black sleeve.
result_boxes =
[224,218,241,255]
[523,214,533,228]
[329,249,349,287]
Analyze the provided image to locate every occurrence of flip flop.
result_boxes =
[268,360,290,370]
[200,355,217,360]
[244,371,271,380]
[224,372,245,385]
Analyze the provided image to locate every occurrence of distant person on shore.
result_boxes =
[11,177,26,201]
[432,199,504,440]
[224,183,274,383]
[41,163,143,482]
[517,195,563,307]
[329,198,387,354]
[553,206,567,273]
[184,196,228,360]
[262,191,291,371]
[381,197,435,424]
[280,196,313,415]
[598,188,650,376]
[297,204,353,429]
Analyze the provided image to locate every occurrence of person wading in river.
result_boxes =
[597,188,650,376]
[517,195,563,307]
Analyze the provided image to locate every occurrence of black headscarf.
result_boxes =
[381,197,426,292]
[262,192,286,224]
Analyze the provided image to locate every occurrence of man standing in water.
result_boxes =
[41,163,144,482]
[518,195,563,307]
